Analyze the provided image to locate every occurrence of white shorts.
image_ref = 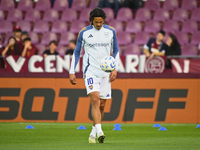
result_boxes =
[84,75,111,99]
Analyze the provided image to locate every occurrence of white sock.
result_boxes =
[95,124,103,136]
[90,126,97,137]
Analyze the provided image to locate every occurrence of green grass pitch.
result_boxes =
[0,123,200,150]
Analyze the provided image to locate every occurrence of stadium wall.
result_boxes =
[0,77,199,123]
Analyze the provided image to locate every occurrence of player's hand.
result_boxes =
[69,74,77,85]
[110,70,117,82]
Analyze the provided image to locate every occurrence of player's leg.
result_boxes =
[91,99,106,125]
[100,99,106,121]
[96,77,111,143]
[90,91,105,143]
[99,77,111,122]
[85,76,102,143]
[89,99,106,142]
[89,126,97,143]
[89,91,101,125]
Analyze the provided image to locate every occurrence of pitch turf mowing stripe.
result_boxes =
[0,123,199,150]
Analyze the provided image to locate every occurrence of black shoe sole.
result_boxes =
[98,135,105,143]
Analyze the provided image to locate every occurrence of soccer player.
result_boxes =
[69,8,119,143]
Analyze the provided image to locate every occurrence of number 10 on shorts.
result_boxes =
[87,78,93,85]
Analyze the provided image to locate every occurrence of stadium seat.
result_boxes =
[116,8,133,22]
[89,0,99,8]
[125,20,142,34]
[17,0,33,11]
[69,20,86,34]
[41,32,58,45]
[109,20,123,32]
[25,9,41,22]
[71,0,87,11]
[135,8,151,22]
[144,20,161,34]
[35,0,51,11]
[181,20,198,33]
[35,44,46,55]
[117,32,132,45]
[0,0,15,11]
[153,9,170,22]
[191,32,200,45]
[174,32,189,45]
[191,8,200,21]
[172,8,188,22]
[33,20,49,33]
[61,9,77,22]
[79,8,93,22]
[144,0,160,11]
[6,9,23,22]
[59,32,76,46]
[0,10,4,21]
[51,20,68,33]
[182,44,198,56]
[43,9,59,22]
[57,45,66,56]
[181,0,197,11]
[0,20,12,34]
[53,0,69,11]
[102,8,114,22]
[163,0,179,10]
[134,32,150,45]
[124,43,141,55]
[29,32,39,44]
[163,20,179,33]
[16,20,31,32]
[3,32,14,45]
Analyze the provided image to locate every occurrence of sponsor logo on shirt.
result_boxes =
[88,43,110,47]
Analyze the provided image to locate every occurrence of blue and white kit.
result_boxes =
[69,23,119,98]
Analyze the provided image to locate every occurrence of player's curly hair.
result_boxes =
[89,7,107,22]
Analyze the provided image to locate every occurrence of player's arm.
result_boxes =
[69,30,84,85]
[110,29,119,82]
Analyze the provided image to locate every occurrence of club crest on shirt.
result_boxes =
[104,32,109,38]
[89,85,93,90]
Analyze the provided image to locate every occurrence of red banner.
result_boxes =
[170,58,200,73]
[4,55,166,73]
